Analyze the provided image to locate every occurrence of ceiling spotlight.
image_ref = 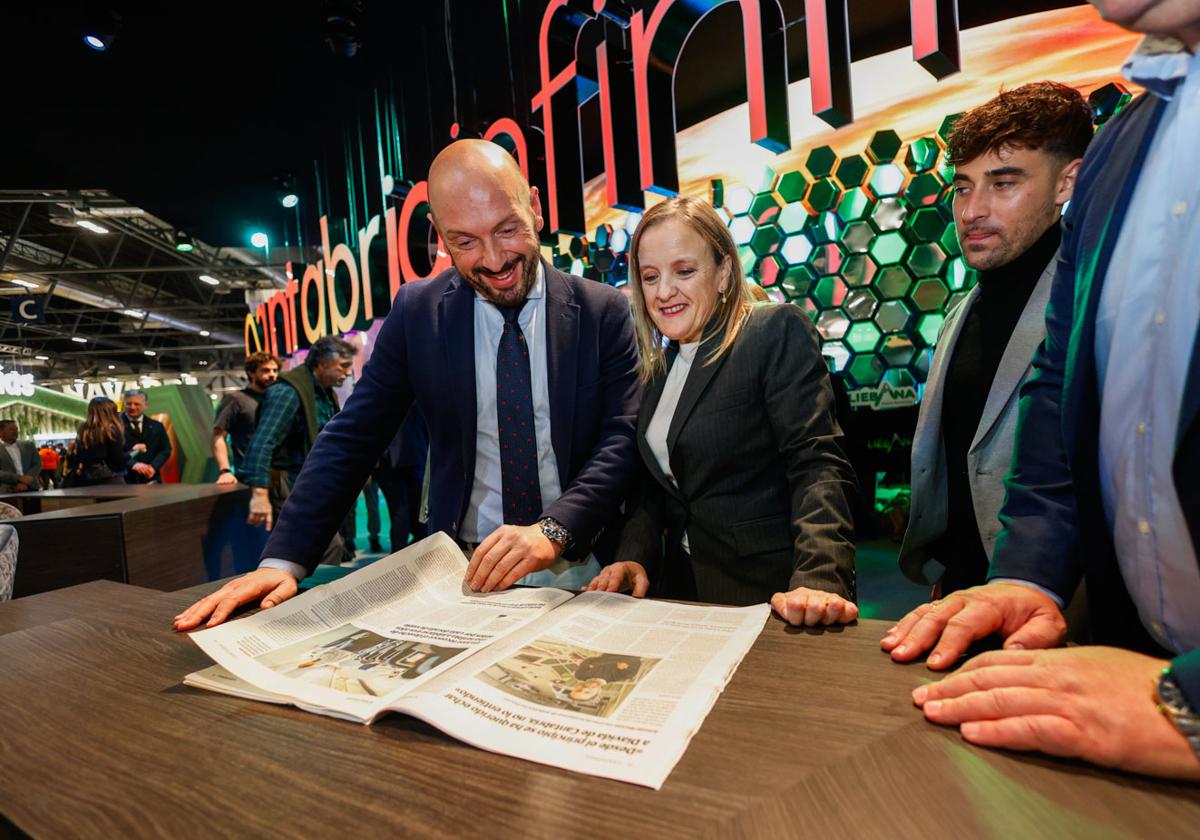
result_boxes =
[281,193,299,208]
[210,393,219,401]
[122,308,146,319]
[71,336,88,344]
[143,350,156,357]
[107,364,116,369]
[82,9,120,52]
[35,354,50,361]
[174,231,195,252]
[198,274,220,286]
[198,329,211,337]
[77,219,109,234]
[250,231,269,249]
[6,278,39,289]
[199,360,209,366]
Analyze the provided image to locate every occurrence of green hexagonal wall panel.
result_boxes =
[805,145,837,179]
[835,154,870,189]
[866,129,903,164]
[805,177,841,213]
[777,171,810,203]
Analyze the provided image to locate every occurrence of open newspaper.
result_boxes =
[185,531,768,789]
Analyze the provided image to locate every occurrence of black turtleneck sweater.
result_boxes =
[931,222,1061,593]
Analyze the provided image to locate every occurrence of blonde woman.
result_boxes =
[585,196,858,625]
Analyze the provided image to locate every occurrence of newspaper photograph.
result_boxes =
[185,531,770,787]
[393,590,769,788]
[478,638,658,718]
[187,531,573,720]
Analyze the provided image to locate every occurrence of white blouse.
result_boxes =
[644,340,701,552]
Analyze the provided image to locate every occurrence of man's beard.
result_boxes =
[460,253,538,308]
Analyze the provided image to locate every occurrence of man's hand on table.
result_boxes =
[246,487,273,530]
[465,524,561,592]
[173,568,299,630]
[215,471,239,486]
[913,646,1200,781]
[584,561,650,597]
[130,462,156,479]
[881,582,1067,669]
[771,587,859,626]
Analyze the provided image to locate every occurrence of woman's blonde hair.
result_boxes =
[79,396,124,450]
[627,196,752,383]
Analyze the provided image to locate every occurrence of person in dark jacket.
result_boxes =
[121,390,172,484]
[67,397,128,486]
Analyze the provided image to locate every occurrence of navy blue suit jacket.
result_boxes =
[991,92,1200,694]
[261,259,641,573]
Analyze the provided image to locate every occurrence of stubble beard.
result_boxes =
[462,252,539,308]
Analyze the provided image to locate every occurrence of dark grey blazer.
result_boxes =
[899,259,1055,585]
[616,304,857,605]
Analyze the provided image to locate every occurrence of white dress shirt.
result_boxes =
[462,263,598,588]
[264,263,600,587]
[3,442,26,477]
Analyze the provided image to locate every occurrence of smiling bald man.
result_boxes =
[175,140,640,631]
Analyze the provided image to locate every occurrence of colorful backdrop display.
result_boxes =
[245,4,1138,413]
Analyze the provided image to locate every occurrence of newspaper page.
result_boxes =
[187,532,573,722]
[390,590,769,789]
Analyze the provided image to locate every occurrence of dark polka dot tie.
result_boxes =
[497,305,542,525]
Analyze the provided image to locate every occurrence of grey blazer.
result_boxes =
[616,304,857,605]
[899,260,1055,585]
[0,440,42,491]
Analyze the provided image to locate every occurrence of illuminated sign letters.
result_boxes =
[248,0,962,356]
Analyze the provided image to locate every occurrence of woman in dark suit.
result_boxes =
[586,196,858,626]
[66,397,128,487]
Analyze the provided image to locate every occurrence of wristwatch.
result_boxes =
[219,468,232,475]
[1156,665,1200,759]
[538,516,574,551]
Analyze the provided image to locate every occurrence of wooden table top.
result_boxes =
[0,581,1196,838]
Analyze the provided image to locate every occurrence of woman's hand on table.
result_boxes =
[584,561,650,597]
[771,587,859,626]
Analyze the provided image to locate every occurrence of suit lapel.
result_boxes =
[666,340,731,454]
[636,350,685,501]
[544,261,579,488]
[1062,94,1167,452]
[0,445,15,474]
[1178,328,1200,450]
[911,288,977,470]
[970,261,1055,451]
[440,274,478,484]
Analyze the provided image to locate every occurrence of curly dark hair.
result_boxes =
[243,351,280,377]
[946,81,1094,167]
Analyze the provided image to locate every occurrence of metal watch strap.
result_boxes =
[538,516,574,549]
[1156,667,1200,759]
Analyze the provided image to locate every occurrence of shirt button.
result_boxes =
[1138,520,1151,535]
[1152,621,1165,636]
[1137,421,1146,434]
[1154,311,1166,325]
[1172,201,1188,216]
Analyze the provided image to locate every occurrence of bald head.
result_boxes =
[427,140,544,307]
[428,140,530,219]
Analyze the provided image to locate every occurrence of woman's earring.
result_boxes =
[719,288,727,304]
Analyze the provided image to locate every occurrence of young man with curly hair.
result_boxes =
[899,82,1093,595]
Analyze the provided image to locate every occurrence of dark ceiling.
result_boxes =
[3,1,1078,247]
[0,0,1080,379]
